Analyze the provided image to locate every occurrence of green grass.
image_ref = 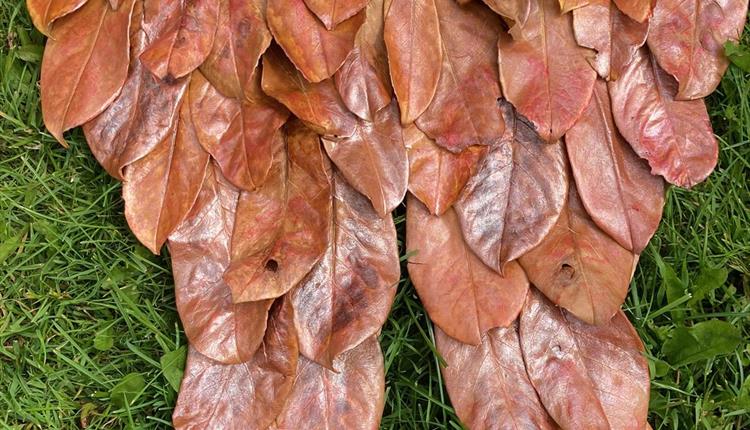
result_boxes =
[0,2,748,429]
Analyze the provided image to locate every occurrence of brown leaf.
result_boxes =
[566,80,665,253]
[224,121,332,302]
[322,103,408,217]
[139,0,219,81]
[608,48,718,188]
[405,124,485,216]
[520,289,650,430]
[273,336,385,430]
[304,0,367,30]
[612,0,652,23]
[334,0,392,121]
[573,1,648,81]
[434,324,560,430]
[482,0,532,38]
[267,0,364,83]
[559,0,590,13]
[200,0,272,101]
[519,184,636,325]
[415,0,505,152]
[41,0,135,146]
[454,103,568,273]
[169,165,271,364]
[27,0,88,35]
[262,46,358,137]
[647,0,748,99]
[172,297,298,429]
[383,0,442,124]
[497,0,597,143]
[122,87,210,254]
[292,173,399,367]
[189,71,289,191]
[407,196,529,345]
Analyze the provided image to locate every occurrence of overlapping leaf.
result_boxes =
[304,0,367,31]
[27,0,88,35]
[612,0,652,23]
[482,0,532,38]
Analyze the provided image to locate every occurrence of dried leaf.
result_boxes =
[383,0,442,124]
[608,48,718,188]
[415,0,505,152]
[612,0,652,23]
[520,289,650,430]
[123,90,210,255]
[435,325,560,430]
[482,0,532,37]
[267,0,364,82]
[322,103,408,217]
[566,80,664,253]
[168,165,272,364]
[304,0,367,30]
[519,185,636,325]
[273,336,385,430]
[407,196,529,345]
[405,124,485,216]
[225,121,332,302]
[172,297,298,429]
[454,103,568,273]
[497,0,597,143]
[139,0,219,81]
[647,0,748,99]
[559,0,591,13]
[292,173,399,367]
[41,0,135,146]
[27,0,88,35]
[262,46,358,137]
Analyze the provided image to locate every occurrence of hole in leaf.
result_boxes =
[560,263,575,280]
[265,259,279,272]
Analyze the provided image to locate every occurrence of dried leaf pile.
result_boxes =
[31,0,747,427]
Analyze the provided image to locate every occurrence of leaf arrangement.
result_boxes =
[30,0,747,427]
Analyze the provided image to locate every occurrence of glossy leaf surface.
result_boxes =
[225,122,332,302]
[647,0,748,99]
[566,80,664,253]
[383,0,442,124]
[304,0,367,30]
[169,165,271,364]
[27,0,88,35]
[454,104,568,273]
[520,289,650,429]
[322,103,408,217]
[292,173,399,367]
[609,48,718,188]
[267,0,364,82]
[41,0,134,145]
[519,185,636,324]
[435,325,559,430]
[497,0,596,142]
[173,298,298,429]
[612,0,652,23]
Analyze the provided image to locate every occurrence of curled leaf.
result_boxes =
[304,0,367,31]
[612,0,652,23]
[482,0,532,38]
[27,0,88,35]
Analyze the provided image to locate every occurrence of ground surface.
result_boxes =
[0,3,748,429]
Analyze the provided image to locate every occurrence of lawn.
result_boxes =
[0,2,749,429]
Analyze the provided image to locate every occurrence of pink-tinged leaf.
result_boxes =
[415,0,505,152]
[108,0,120,8]
[566,80,665,253]
[454,103,568,273]
[519,184,636,325]
[520,289,650,430]
[482,0,532,38]
[405,124,485,216]
[383,0,442,124]
[225,121,332,302]
[27,0,88,35]
[435,325,560,430]
[612,0,652,23]
[189,71,289,191]
[122,89,210,254]
[407,196,529,345]
[573,2,648,80]
[173,297,298,429]
[559,0,590,13]
[139,0,219,81]
[497,0,596,143]
[200,0,272,101]
[304,0,367,30]
[647,0,748,99]
[292,173,399,368]
[335,0,392,121]
[273,336,385,430]
[262,46,358,137]
[608,48,718,188]
[41,0,135,146]
[169,165,272,364]
[322,103,408,217]
[267,0,364,82]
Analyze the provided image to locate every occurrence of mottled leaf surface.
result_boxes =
[304,0,367,30]
[27,0,88,35]
[612,0,652,23]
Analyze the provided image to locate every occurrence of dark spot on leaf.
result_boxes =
[560,263,575,280]
[265,259,279,272]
